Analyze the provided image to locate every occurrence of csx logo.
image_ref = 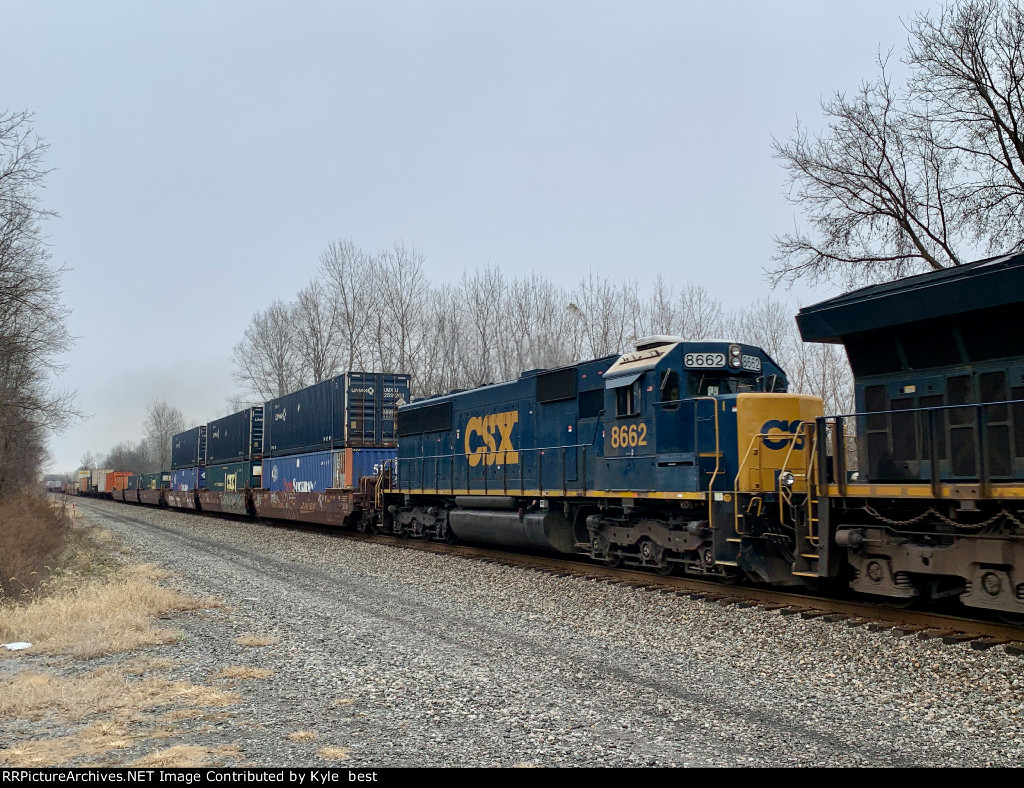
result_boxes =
[761,420,805,450]
[465,410,519,466]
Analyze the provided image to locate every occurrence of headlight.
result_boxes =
[779,471,795,488]
[729,344,742,368]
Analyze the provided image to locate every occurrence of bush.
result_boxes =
[0,494,67,598]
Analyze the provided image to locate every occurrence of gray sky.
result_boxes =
[4,0,932,472]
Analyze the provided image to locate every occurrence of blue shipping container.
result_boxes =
[171,466,206,491]
[263,450,340,493]
[206,407,264,464]
[265,372,412,457]
[346,448,396,488]
[171,426,207,469]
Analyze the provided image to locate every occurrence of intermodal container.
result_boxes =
[350,370,409,446]
[77,470,92,492]
[111,472,132,491]
[126,475,140,490]
[92,469,115,492]
[206,407,264,464]
[140,471,171,490]
[342,447,396,489]
[204,461,262,491]
[171,426,207,470]
[265,372,411,456]
[262,450,341,492]
[171,466,205,491]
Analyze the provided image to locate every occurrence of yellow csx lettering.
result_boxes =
[465,411,519,466]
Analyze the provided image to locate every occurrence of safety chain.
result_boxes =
[863,504,1024,531]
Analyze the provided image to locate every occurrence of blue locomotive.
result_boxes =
[387,336,822,583]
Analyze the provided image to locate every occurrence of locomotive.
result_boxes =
[385,339,820,586]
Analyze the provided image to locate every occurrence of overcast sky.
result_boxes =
[4,0,934,472]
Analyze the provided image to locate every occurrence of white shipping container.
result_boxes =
[92,469,114,492]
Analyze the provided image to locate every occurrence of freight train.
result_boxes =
[82,253,1024,618]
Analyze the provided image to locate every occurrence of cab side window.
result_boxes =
[660,370,680,410]
[616,380,641,416]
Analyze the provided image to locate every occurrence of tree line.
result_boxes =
[229,239,855,417]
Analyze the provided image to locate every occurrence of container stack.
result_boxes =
[170,426,207,491]
[262,372,409,492]
[204,406,264,491]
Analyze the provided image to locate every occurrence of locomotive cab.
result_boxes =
[592,337,823,584]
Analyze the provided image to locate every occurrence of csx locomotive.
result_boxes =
[386,338,820,588]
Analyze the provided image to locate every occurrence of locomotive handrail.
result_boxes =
[395,441,599,497]
[816,398,1015,495]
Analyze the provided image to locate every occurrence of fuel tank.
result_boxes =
[447,509,576,554]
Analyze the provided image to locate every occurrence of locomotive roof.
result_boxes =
[796,252,1024,343]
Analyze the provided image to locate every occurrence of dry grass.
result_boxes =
[234,634,279,647]
[0,721,135,766]
[0,668,240,721]
[0,494,68,598]
[318,746,350,761]
[0,576,209,658]
[286,730,318,742]
[128,743,242,767]
[332,698,356,707]
[130,745,213,768]
[214,666,273,681]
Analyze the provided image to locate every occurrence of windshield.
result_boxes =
[686,374,758,397]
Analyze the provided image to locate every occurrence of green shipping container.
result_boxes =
[204,461,262,491]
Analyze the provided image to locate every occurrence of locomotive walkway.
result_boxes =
[14,497,1024,766]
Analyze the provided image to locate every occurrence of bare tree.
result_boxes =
[772,1,1024,286]
[0,109,78,494]
[78,451,98,471]
[417,283,466,398]
[460,265,507,386]
[143,399,185,471]
[772,56,967,287]
[103,440,152,474]
[569,271,634,358]
[679,283,724,340]
[230,299,304,401]
[318,239,373,372]
[907,0,1024,249]
[293,280,342,384]
[372,243,430,377]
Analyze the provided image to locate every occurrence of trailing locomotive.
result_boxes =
[796,253,1024,616]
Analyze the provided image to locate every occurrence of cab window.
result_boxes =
[616,380,641,416]
[659,370,680,410]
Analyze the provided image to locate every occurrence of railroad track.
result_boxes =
[344,531,1024,653]
[72,496,1024,654]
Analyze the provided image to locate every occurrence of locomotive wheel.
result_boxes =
[356,518,370,534]
[655,562,675,576]
[604,554,622,569]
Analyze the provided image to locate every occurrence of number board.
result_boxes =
[741,354,761,372]
[607,421,650,452]
[684,352,725,369]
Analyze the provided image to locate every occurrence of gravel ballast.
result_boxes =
[8,497,1024,767]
